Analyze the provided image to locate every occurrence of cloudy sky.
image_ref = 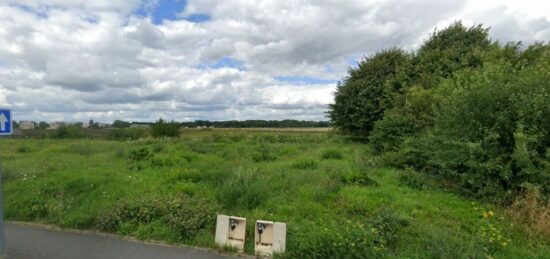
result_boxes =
[0,0,549,122]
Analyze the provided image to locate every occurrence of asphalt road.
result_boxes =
[4,222,233,259]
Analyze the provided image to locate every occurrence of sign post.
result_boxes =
[0,109,13,256]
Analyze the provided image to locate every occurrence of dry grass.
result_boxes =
[509,185,550,239]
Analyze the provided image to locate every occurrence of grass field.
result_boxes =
[1,130,549,258]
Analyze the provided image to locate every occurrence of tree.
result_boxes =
[329,48,412,138]
[112,120,130,128]
[412,21,493,88]
[38,121,50,130]
[151,118,181,138]
[88,119,100,129]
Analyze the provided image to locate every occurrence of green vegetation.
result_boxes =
[3,21,550,258]
[151,119,181,138]
[2,130,549,257]
[329,21,550,204]
[53,125,89,139]
[107,128,146,140]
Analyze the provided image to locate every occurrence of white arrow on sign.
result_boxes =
[0,112,7,131]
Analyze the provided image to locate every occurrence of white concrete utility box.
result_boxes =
[215,215,246,252]
[254,220,286,256]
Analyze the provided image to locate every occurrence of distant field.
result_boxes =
[1,130,549,258]
[186,127,332,132]
[13,127,332,139]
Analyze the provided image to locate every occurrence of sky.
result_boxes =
[0,0,549,123]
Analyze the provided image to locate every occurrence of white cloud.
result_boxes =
[0,0,549,122]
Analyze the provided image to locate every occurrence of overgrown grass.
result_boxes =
[1,131,549,258]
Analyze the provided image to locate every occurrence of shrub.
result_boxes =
[291,159,319,170]
[53,125,88,139]
[369,114,418,154]
[398,56,550,201]
[99,194,219,241]
[397,169,432,190]
[128,148,153,162]
[112,120,131,128]
[107,128,145,140]
[151,118,181,138]
[321,148,343,160]
[16,146,32,153]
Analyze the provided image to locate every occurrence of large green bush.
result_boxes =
[399,52,550,201]
[151,119,181,138]
[369,114,418,154]
[331,21,550,202]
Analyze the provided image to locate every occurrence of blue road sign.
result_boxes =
[0,109,12,135]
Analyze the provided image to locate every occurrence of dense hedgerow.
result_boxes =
[398,55,550,202]
[330,21,550,202]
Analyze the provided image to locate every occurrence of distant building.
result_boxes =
[82,122,90,128]
[19,121,34,130]
[48,122,63,130]
[130,124,150,129]
[196,125,214,129]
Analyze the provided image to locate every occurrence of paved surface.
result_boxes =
[4,222,232,259]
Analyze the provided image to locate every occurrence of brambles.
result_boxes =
[286,210,408,258]
[99,194,219,241]
[128,148,152,162]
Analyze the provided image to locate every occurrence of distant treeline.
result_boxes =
[128,120,330,128]
[182,120,329,128]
